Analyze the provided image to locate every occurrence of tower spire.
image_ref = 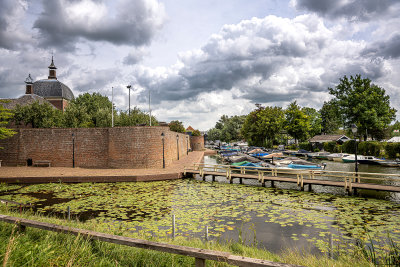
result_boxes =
[48,55,57,79]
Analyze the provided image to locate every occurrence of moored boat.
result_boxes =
[378,160,400,167]
[358,156,384,165]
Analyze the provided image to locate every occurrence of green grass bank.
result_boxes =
[0,207,378,267]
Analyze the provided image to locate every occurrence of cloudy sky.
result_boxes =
[1,0,400,130]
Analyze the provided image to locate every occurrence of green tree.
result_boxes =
[13,101,63,128]
[64,93,112,127]
[320,100,341,134]
[0,100,16,142]
[115,108,158,127]
[169,120,185,133]
[241,106,285,147]
[284,101,311,144]
[206,128,221,141]
[192,129,201,136]
[302,107,322,137]
[329,75,396,140]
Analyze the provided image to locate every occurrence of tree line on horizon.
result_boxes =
[207,75,399,146]
[0,92,203,141]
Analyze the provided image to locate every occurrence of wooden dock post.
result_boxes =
[172,214,176,239]
[212,175,215,182]
[308,184,312,192]
[239,177,243,184]
[271,180,274,188]
[195,258,206,267]
[203,175,206,181]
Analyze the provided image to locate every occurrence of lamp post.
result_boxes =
[72,133,75,168]
[351,124,358,177]
[161,133,165,168]
[127,85,131,116]
[186,135,189,155]
[176,134,179,160]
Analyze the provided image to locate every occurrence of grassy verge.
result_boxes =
[0,207,374,266]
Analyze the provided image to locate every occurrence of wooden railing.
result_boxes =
[0,214,301,267]
[185,163,400,193]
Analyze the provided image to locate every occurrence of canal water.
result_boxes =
[0,156,399,257]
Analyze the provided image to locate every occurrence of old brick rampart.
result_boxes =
[0,127,190,168]
[190,135,204,151]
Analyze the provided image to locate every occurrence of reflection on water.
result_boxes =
[0,157,399,257]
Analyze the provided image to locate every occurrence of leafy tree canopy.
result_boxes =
[13,101,63,128]
[241,106,285,147]
[192,129,201,136]
[284,101,311,143]
[207,115,245,143]
[320,100,342,134]
[0,100,16,142]
[169,120,185,133]
[329,74,396,140]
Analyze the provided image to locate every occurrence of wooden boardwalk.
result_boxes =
[184,164,400,194]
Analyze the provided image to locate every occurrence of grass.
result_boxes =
[0,206,377,266]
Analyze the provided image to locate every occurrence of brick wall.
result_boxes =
[190,135,204,151]
[0,127,189,169]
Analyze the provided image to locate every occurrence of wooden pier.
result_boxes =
[184,163,400,194]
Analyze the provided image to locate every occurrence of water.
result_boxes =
[0,157,399,257]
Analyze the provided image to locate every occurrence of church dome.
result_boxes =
[33,79,74,101]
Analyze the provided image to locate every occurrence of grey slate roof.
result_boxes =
[33,79,74,100]
[1,94,55,109]
[309,134,350,143]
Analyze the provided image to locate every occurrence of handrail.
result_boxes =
[188,163,400,193]
[0,214,300,267]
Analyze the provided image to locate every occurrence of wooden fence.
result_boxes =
[0,214,301,267]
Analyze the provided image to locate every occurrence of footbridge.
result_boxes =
[184,163,400,194]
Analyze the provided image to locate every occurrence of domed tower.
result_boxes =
[31,57,75,111]
[48,56,57,79]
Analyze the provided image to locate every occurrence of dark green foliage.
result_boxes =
[385,143,400,159]
[64,93,112,127]
[192,129,201,136]
[342,140,357,154]
[320,100,341,134]
[358,141,384,157]
[299,142,313,151]
[241,106,284,147]
[115,108,158,127]
[329,75,396,140]
[13,101,63,128]
[323,141,337,153]
[0,100,16,142]
[168,120,185,133]
[208,115,246,142]
[284,101,311,143]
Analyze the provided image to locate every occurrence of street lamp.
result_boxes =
[176,134,179,160]
[127,85,131,116]
[351,124,358,177]
[72,133,75,168]
[161,133,165,168]
[186,135,189,155]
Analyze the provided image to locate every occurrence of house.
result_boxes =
[1,57,74,112]
[185,126,195,136]
[309,134,351,149]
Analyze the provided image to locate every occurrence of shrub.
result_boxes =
[385,143,400,159]
[343,140,356,154]
[299,142,312,151]
[358,141,384,157]
[323,141,336,152]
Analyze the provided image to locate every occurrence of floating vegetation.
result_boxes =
[0,179,399,257]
